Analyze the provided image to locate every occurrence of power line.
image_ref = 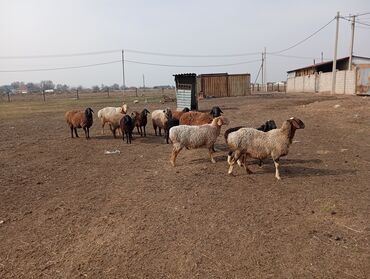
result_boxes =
[268,53,330,60]
[0,17,336,60]
[125,49,261,57]
[0,58,262,73]
[0,49,121,59]
[268,17,335,54]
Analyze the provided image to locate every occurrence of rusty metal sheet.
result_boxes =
[357,67,370,95]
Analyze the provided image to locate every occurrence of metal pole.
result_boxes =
[321,52,323,63]
[348,15,355,70]
[121,50,125,96]
[142,74,145,91]
[264,47,267,92]
[332,12,340,94]
[261,51,264,87]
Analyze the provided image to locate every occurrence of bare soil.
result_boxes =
[0,92,369,278]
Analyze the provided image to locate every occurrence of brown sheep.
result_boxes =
[179,106,223,125]
[65,108,94,139]
[132,109,150,137]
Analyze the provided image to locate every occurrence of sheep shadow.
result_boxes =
[248,165,356,178]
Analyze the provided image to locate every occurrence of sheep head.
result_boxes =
[209,106,223,118]
[213,116,229,127]
[284,117,305,143]
[121,103,128,114]
[85,107,94,118]
[163,108,172,119]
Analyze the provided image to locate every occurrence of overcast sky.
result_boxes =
[1,0,369,87]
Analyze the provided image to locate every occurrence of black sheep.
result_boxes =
[120,114,136,144]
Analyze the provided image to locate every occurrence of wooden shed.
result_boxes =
[197,73,250,98]
[173,73,198,110]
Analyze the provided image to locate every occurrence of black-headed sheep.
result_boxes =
[65,108,94,139]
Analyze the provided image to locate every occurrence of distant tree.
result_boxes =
[110,83,120,91]
[56,84,69,92]
[26,82,41,93]
[40,80,55,90]
[92,85,100,93]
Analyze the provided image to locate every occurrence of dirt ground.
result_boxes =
[0,92,369,278]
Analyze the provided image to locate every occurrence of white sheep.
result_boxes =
[97,103,128,134]
[169,116,229,166]
[151,108,172,136]
[226,117,305,179]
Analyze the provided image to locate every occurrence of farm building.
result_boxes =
[286,55,370,95]
[197,73,251,98]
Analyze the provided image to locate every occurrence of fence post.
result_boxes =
[7,91,11,102]
[76,89,80,100]
[135,87,138,97]
[107,87,110,98]
[42,90,46,102]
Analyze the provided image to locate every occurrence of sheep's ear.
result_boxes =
[90,108,94,113]
[219,108,223,113]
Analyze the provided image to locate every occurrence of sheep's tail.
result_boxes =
[97,109,103,119]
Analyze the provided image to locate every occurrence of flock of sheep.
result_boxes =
[65,102,305,180]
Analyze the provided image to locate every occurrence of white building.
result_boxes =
[286,56,370,95]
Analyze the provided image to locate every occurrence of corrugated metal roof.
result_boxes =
[287,55,370,73]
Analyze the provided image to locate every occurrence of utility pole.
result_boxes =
[331,11,340,94]
[321,52,324,63]
[264,47,267,92]
[121,50,125,96]
[261,51,264,87]
[142,74,145,90]
[348,15,355,70]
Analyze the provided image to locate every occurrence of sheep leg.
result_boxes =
[170,145,183,167]
[70,127,74,138]
[228,150,241,175]
[153,121,157,136]
[143,126,146,137]
[126,131,129,144]
[101,122,105,135]
[273,158,281,180]
[159,127,162,136]
[242,154,253,174]
[83,127,88,139]
[208,147,216,164]
[74,128,79,138]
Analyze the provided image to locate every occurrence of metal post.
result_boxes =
[348,15,355,70]
[321,52,324,63]
[121,50,125,96]
[142,74,145,91]
[332,12,340,94]
[42,90,46,102]
[264,47,267,92]
[76,89,79,100]
[261,52,264,88]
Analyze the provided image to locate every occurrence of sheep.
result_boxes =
[226,117,305,180]
[120,113,136,144]
[97,103,128,134]
[132,109,150,137]
[172,107,190,120]
[169,116,229,166]
[65,107,94,139]
[224,120,277,167]
[107,112,126,138]
[164,107,190,144]
[151,108,172,136]
[179,106,223,125]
